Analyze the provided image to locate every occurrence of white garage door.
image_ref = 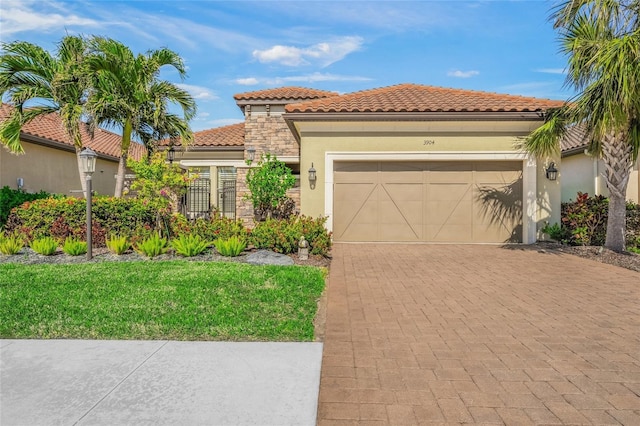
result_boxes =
[333,161,523,243]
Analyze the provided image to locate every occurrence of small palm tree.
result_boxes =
[86,37,196,197]
[0,36,92,195]
[525,0,640,252]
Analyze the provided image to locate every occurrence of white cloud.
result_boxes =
[236,77,260,86]
[0,0,99,37]
[253,36,363,67]
[535,68,566,75]
[176,84,218,101]
[447,70,480,78]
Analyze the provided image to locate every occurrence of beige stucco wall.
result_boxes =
[295,119,560,242]
[561,152,640,203]
[0,141,120,196]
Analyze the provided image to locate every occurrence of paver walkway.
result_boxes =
[317,244,640,425]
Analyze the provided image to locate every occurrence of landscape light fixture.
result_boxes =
[308,163,317,189]
[79,147,97,260]
[246,146,256,163]
[546,162,558,181]
[167,146,175,165]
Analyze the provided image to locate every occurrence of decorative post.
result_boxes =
[79,148,97,260]
[298,235,309,261]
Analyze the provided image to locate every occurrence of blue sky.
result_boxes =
[0,0,574,132]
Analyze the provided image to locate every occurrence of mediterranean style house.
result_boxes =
[0,104,145,196]
[560,125,640,203]
[171,84,566,244]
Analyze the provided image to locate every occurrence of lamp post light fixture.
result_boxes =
[79,147,97,260]
[246,146,256,163]
[167,145,175,166]
[308,163,317,189]
[545,162,558,181]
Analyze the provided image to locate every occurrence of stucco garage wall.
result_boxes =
[297,120,560,242]
[0,141,119,196]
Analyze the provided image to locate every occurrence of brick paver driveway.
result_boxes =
[317,244,640,425]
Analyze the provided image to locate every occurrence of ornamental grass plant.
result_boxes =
[62,237,87,256]
[171,234,211,257]
[30,236,58,255]
[214,235,246,257]
[135,234,168,258]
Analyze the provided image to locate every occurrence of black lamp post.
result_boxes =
[167,146,175,165]
[79,147,97,260]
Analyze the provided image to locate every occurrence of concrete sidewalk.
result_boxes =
[1,339,323,425]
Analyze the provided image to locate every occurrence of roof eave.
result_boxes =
[172,145,245,152]
[283,111,546,142]
[20,133,119,162]
[561,146,589,157]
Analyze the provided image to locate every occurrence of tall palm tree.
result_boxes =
[525,0,640,252]
[0,36,92,195]
[86,37,196,197]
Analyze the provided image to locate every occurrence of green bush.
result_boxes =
[245,153,297,219]
[62,237,87,256]
[561,193,608,246]
[560,192,640,251]
[3,196,158,245]
[0,233,24,255]
[135,234,168,258]
[0,186,51,228]
[214,235,246,257]
[30,236,58,255]
[171,234,210,257]
[249,216,331,256]
[106,235,130,255]
[169,213,247,241]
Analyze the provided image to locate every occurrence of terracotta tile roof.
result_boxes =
[0,104,145,160]
[234,86,338,103]
[192,122,245,147]
[285,83,565,114]
[560,124,589,154]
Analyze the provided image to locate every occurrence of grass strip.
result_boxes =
[0,261,325,341]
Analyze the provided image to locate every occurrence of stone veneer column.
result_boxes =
[237,105,302,225]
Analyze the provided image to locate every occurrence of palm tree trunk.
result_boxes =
[114,119,133,198]
[76,148,88,198]
[601,133,633,252]
[114,154,128,197]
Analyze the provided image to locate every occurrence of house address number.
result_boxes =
[423,139,436,145]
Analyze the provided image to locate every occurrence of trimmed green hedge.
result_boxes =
[0,186,52,228]
[4,196,157,247]
[4,198,333,256]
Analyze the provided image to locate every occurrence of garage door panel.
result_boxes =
[427,224,472,242]
[333,182,376,239]
[335,171,378,184]
[333,161,523,243]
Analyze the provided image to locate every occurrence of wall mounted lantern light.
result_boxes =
[167,146,175,165]
[246,146,256,163]
[79,147,97,260]
[308,163,317,189]
[545,162,558,181]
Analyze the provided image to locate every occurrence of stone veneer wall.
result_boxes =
[235,106,301,226]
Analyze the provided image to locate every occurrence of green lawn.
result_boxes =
[0,261,325,341]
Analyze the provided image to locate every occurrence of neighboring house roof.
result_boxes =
[560,125,590,156]
[234,87,338,104]
[0,104,145,160]
[191,122,245,148]
[285,83,565,114]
